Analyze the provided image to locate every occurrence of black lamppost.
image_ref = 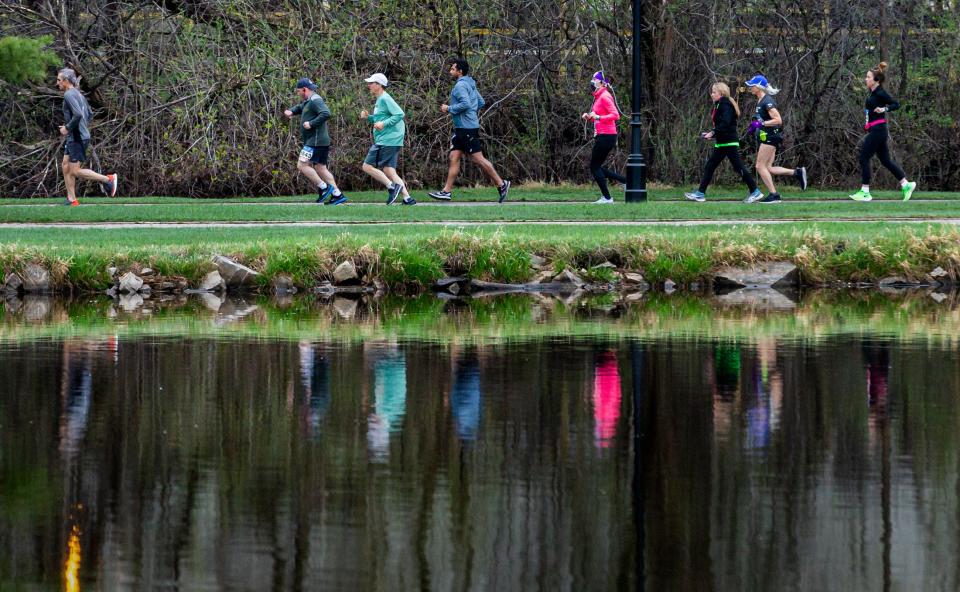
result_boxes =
[624,0,647,202]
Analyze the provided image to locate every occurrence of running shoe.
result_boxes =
[497,180,511,203]
[759,193,782,204]
[744,189,764,203]
[325,194,349,206]
[386,183,403,205]
[318,184,334,203]
[901,181,917,202]
[684,190,706,202]
[428,190,452,201]
[402,197,417,206]
[795,167,808,191]
[101,173,118,197]
[849,189,872,202]
[593,196,614,204]
[65,198,80,206]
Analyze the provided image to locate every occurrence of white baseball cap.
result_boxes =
[364,73,389,86]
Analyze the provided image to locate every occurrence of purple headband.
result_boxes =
[592,71,609,84]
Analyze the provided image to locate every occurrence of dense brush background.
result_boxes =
[1,0,958,196]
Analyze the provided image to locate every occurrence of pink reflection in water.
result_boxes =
[593,351,621,448]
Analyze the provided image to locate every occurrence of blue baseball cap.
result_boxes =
[745,74,768,88]
[295,77,317,91]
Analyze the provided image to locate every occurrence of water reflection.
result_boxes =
[450,353,481,442]
[367,345,407,460]
[593,350,621,449]
[1,294,960,590]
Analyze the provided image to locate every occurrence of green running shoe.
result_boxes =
[901,181,916,201]
[848,189,872,202]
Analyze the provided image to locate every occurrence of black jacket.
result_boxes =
[864,86,900,127]
[711,99,739,144]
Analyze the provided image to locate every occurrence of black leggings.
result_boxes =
[860,127,905,185]
[698,146,758,194]
[590,134,626,199]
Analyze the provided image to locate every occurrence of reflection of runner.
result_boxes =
[451,354,481,441]
[59,343,93,456]
[298,341,331,436]
[367,351,407,460]
[593,350,622,448]
[713,343,741,400]
[864,341,891,413]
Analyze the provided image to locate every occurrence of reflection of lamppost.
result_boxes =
[625,0,647,202]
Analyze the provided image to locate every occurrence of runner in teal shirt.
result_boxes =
[360,73,415,205]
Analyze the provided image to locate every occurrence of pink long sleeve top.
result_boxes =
[591,87,620,135]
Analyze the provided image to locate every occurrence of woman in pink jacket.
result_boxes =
[581,71,625,204]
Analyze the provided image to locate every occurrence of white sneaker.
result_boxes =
[593,196,614,204]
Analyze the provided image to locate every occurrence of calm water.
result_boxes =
[1,294,960,591]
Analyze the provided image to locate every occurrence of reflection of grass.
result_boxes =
[1,290,958,345]
[0,223,958,289]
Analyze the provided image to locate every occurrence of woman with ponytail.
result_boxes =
[744,74,807,204]
[685,82,762,203]
[581,71,626,204]
[849,62,917,202]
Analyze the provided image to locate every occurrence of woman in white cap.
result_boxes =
[744,74,807,204]
[360,73,414,205]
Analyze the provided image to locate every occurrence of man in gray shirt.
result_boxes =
[57,68,117,205]
[428,59,511,203]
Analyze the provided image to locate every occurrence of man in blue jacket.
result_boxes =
[428,59,511,203]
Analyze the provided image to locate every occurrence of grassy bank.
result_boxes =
[2,290,959,346]
[0,222,957,292]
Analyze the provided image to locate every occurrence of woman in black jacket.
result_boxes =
[848,62,917,202]
[685,82,761,202]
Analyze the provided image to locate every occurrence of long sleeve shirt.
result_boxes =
[289,93,331,146]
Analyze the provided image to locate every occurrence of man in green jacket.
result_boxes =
[284,78,347,205]
[360,73,415,205]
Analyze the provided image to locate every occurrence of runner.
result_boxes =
[428,59,511,203]
[56,68,117,206]
[283,78,347,205]
[849,62,917,202]
[359,73,415,205]
[581,71,626,204]
[684,82,762,203]
[744,74,807,204]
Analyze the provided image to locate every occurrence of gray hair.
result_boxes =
[58,68,80,86]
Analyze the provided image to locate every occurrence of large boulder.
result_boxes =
[553,269,585,286]
[3,272,23,294]
[713,261,799,290]
[271,274,297,295]
[212,255,259,288]
[332,260,359,285]
[22,263,51,293]
[118,272,144,294]
[200,270,226,292]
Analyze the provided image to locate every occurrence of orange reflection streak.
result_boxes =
[64,524,81,592]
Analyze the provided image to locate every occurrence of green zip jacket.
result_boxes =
[289,93,331,147]
[366,92,405,147]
